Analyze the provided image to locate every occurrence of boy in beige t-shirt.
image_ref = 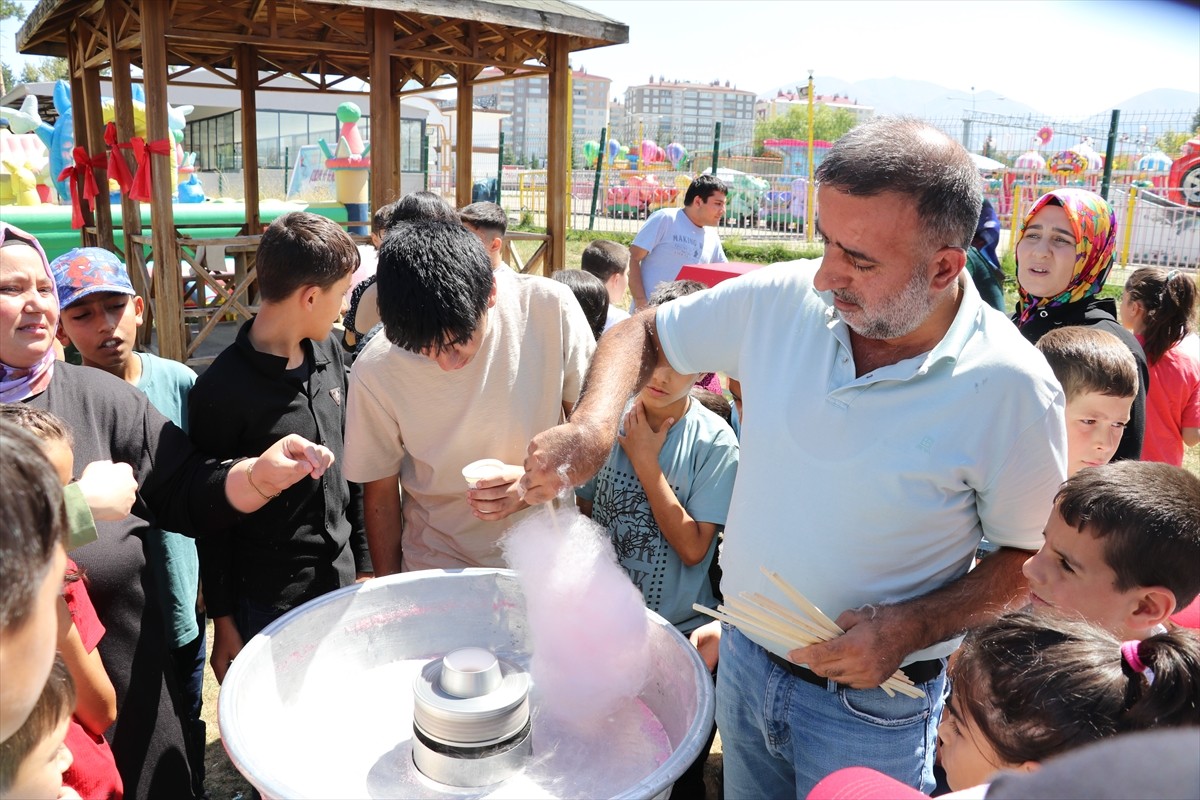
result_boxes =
[344,220,595,574]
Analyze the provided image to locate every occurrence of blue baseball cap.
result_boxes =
[50,247,135,310]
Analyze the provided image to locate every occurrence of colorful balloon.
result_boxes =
[640,140,657,162]
[582,140,600,165]
[608,138,621,162]
[665,142,687,166]
[1037,126,1054,146]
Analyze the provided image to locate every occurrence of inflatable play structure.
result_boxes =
[1,81,199,206]
[317,102,371,234]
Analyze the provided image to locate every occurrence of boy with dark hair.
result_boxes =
[345,219,594,574]
[1036,327,1138,476]
[629,175,728,310]
[1023,460,1200,639]
[551,269,608,341]
[189,211,371,684]
[0,421,68,744]
[580,240,631,332]
[51,246,207,792]
[0,656,75,798]
[459,201,509,270]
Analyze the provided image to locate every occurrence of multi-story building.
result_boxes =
[473,66,611,166]
[755,90,875,124]
[623,77,756,157]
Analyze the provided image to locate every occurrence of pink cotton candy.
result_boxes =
[502,504,651,728]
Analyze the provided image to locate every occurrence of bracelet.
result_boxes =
[246,457,281,501]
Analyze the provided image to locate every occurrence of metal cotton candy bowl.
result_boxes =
[218,568,715,799]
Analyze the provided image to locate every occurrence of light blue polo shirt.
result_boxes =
[656,260,1066,663]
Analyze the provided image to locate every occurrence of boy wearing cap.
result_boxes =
[51,246,207,796]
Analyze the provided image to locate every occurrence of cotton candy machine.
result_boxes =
[218,569,714,799]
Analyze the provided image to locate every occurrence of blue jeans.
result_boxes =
[235,596,289,641]
[716,624,946,798]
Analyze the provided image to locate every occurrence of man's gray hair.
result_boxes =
[815,117,982,250]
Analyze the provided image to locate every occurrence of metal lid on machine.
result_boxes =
[412,648,531,747]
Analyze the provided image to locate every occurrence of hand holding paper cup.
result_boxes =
[462,458,507,489]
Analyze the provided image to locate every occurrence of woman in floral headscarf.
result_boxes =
[1012,188,1149,462]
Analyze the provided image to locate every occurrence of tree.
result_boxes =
[0,0,22,95]
[1156,130,1193,158]
[753,105,858,156]
[20,57,69,84]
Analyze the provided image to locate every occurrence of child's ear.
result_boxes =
[1130,586,1177,630]
[55,323,73,349]
[132,295,145,327]
[490,236,504,255]
[300,285,321,310]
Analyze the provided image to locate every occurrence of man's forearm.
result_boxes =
[573,310,660,439]
[363,478,404,576]
[628,249,648,305]
[895,547,1031,650]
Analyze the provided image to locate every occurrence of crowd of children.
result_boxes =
[0,178,1198,800]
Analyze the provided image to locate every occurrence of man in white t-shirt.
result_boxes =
[344,220,595,574]
[522,119,1066,798]
[629,174,728,310]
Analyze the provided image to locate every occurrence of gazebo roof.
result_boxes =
[17,0,628,88]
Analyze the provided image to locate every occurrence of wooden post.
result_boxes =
[369,10,400,210]
[456,72,474,208]
[238,45,261,234]
[108,2,149,343]
[66,29,96,245]
[80,63,114,250]
[139,0,185,361]
[545,34,569,275]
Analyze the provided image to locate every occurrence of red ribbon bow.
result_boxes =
[104,123,134,196]
[56,147,106,230]
[129,137,173,203]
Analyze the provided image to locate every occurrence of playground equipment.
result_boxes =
[704,167,768,227]
[604,173,678,218]
[318,102,371,234]
[1168,137,1200,207]
[761,139,832,175]
[0,129,52,205]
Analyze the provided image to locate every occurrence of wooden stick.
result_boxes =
[761,567,843,635]
[741,592,841,643]
[724,599,823,646]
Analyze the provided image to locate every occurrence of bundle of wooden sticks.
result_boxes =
[693,566,925,699]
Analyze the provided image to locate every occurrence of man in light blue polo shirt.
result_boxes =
[522,118,1066,797]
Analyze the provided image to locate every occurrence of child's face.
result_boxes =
[1017,204,1076,298]
[57,292,142,373]
[41,439,74,486]
[6,715,73,799]
[937,692,1014,791]
[606,269,629,306]
[1063,390,1131,476]
[1022,505,1143,636]
[639,363,699,413]
[0,543,65,743]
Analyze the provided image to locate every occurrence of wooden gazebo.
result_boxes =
[16,0,627,363]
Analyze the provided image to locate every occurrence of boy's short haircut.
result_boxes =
[684,174,729,206]
[256,211,359,303]
[551,269,607,340]
[459,202,507,239]
[49,247,135,310]
[392,191,459,226]
[376,219,493,354]
[0,404,72,447]
[0,656,74,793]
[371,201,396,235]
[581,240,630,282]
[1036,327,1138,402]
[1056,461,1200,606]
[690,387,732,425]
[648,279,707,308]
[0,419,68,630]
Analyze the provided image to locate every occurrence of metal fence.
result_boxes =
[464,108,1199,268]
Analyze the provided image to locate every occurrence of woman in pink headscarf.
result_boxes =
[0,222,333,799]
[1011,188,1149,462]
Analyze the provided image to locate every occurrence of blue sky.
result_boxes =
[573,0,1199,117]
[4,0,1198,118]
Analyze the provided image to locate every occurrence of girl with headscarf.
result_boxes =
[1012,188,1149,462]
[0,222,332,799]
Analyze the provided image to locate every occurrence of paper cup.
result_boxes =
[462,459,507,489]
